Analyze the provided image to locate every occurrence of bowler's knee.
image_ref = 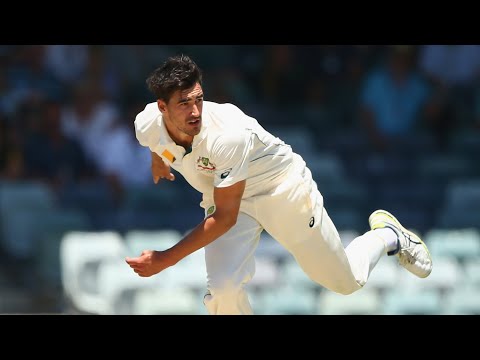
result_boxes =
[206,280,244,304]
[330,281,362,295]
[203,281,252,315]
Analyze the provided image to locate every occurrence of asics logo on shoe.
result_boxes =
[403,231,421,245]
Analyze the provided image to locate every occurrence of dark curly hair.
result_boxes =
[146,54,203,103]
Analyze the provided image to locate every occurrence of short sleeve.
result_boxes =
[211,131,251,188]
[134,103,162,149]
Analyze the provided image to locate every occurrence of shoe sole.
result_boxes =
[370,209,433,277]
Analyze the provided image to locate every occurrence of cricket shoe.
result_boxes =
[369,209,432,278]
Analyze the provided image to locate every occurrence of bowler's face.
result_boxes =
[160,82,204,138]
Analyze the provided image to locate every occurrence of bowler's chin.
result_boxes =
[187,121,202,135]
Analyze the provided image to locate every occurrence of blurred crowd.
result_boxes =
[2,45,480,188]
[1,45,480,313]
[2,45,480,190]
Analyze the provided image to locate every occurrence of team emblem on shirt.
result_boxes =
[196,156,216,173]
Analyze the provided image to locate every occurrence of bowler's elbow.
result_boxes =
[225,213,238,229]
[212,179,245,231]
[212,211,238,232]
[220,212,238,230]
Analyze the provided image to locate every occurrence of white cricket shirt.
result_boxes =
[134,101,294,208]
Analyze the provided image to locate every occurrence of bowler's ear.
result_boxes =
[157,99,167,113]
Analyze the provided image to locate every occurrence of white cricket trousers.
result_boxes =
[203,154,387,315]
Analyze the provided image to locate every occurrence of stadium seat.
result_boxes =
[132,287,199,315]
[278,257,318,290]
[425,228,480,261]
[417,154,474,185]
[0,181,58,258]
[443,285,480,315]
[95,258,169,314]
[248,256,280,289]
[316,287,381,315]
[253,284,317,315]
[463,259,480,288]
[0,181,57,214]
[35,209,92,290]
[2,208,91,260]
[124,229,182,256]
[255,231,290,262]
[382,289,441,315]
[59,231,127,314]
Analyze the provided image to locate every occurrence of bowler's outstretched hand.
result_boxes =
[125,250,173,277]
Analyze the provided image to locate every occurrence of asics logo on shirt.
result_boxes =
[220,170,231,179]
[221,172,230,179]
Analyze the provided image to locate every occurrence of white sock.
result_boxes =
[373,228,398,253]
